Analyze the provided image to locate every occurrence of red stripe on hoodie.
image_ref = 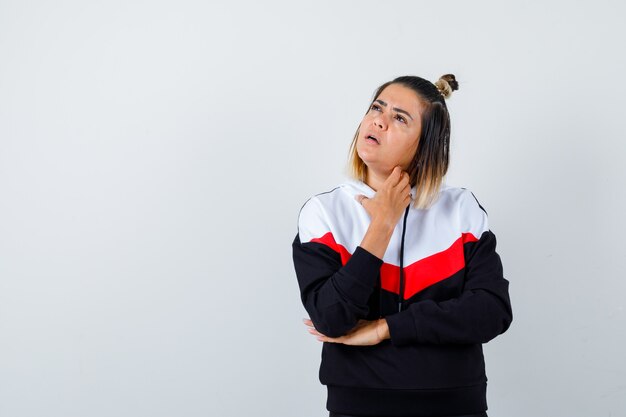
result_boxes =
[310,231,480,299]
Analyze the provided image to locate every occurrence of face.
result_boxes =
[356,83,423,173]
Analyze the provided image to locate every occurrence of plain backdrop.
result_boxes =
[1,1,625,416]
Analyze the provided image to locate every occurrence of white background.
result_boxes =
[1,1,625,416]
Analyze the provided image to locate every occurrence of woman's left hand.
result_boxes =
[302,318,389,346]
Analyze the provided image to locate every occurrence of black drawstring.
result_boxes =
[398,205,410,312]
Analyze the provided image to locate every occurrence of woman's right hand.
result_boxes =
[356,166,412,229]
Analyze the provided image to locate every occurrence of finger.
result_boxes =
[354,194,367,206]
[385,166,402,186]
[317,334,341,343]
[309,328,333,342]
[400,182,411,196]
[390,171,408,189]
[360,196,371,210]
[303,318,315,328]
[393,166,403,182]
[307,327,325,337]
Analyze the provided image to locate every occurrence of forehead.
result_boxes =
[377,83,424,115]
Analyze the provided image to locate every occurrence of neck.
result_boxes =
[364,168,393,192]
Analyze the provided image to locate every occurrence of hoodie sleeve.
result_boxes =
[292,196,383,338]
[385,189,513,346]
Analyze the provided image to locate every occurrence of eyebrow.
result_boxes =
[374,99,414,121]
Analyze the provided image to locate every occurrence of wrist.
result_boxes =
[361,219,395,260]
[371,216,396,233]
[376,318,390,341]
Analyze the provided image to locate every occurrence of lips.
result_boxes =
[365,134,380,144]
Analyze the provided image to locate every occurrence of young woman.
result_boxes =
[292,74,512,417]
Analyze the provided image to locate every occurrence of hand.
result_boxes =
[356,166,411,229]
[302,318,390,346]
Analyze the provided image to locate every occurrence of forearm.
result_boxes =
[293,235,384,338]
[299,218,395,338]
[385,284,512,346]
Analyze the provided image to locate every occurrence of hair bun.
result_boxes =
[434,74,459,99]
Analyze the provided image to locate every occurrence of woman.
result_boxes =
[292,74,512,417]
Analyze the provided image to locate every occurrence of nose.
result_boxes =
[372,113,387,130]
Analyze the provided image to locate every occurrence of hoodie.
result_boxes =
[291,178,513,417]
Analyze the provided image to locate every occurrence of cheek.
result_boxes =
[355,137,368,157]
[400,135,419,158]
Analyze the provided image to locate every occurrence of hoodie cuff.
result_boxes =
[341,246,384,294]
[385,310,417,347]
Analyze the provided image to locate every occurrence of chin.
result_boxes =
[356,148,376,164]
[356,150,368,164]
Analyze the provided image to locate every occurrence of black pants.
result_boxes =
[329,412,488,417]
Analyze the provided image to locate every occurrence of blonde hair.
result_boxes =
[346,74,459,209]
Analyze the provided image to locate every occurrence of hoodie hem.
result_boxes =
[326,383,487,417]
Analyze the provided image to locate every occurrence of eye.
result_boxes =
[370,104,381,112]
[395,114,407,124]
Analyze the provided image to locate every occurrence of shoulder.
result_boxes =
[458,186,491,236]
[439,184,490,234]
[297,184,346,220]
[296,184,348,243]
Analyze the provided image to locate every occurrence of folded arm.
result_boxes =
[292,234,383,338]
[384,229,513,346]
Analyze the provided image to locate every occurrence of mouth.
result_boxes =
[365,134,380,144]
